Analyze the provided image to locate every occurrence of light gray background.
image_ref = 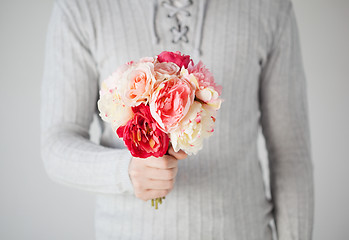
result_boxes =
[0,0,348,239]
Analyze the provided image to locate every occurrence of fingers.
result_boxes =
[133,178,175,201]
[144,167,178,180]
[168,145,188,160]
[130,153,182,201]
[146,179,175,190]
[145,155,178,169]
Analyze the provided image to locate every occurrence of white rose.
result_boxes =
[170,101,215,155]
[97,82,133,131]
[196,86,222,110]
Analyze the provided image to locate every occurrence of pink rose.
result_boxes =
[150,77,195,133]
[117,104,169,158]
[154,62,180,80]
[157,51,193,68]
[188,61,222,95]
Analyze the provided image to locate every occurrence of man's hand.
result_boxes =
[129,146,187,201]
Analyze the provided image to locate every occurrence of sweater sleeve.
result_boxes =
[40,0,134,195]
[259,3,314,240]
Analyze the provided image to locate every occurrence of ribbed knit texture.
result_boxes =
[40,0,314,239]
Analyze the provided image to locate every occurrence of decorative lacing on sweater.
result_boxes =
[152,0,208,56]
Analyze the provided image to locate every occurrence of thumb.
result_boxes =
[167,145,187,160]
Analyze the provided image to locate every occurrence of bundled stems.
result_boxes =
[151,197,165,209]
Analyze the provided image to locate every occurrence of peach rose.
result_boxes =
[150,77,195,133]
[118,61,156,106]
[139,57,155,63]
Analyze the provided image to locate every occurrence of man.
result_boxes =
[41,0,314,239]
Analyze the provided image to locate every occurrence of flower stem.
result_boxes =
[150,197,166,209]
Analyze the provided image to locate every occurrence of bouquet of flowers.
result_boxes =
[97,51,222,208]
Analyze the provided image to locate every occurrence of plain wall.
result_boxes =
[0,0,348,239]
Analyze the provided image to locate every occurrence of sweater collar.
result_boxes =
[152,0,208,57]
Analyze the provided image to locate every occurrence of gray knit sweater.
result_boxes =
[40,0,314,239]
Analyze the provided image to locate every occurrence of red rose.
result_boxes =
[157,51,193,68]
[117,104,169,158]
